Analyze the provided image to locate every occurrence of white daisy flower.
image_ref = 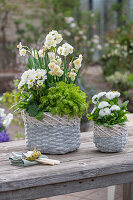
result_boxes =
[99,108,111,117]
[106,91,116,100]
[97,92,106,98]
[98,101,110,109]
[92,95,98,104]
[114,91,120,98]
[110,105,120,111]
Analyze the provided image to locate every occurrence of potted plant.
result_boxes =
[88,91,128,152]
[0,108,13,142]
[13,30,88,154]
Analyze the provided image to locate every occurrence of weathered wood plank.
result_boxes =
[1,171,133,200]
[0,132,133,200]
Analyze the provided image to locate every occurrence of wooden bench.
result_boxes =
[0,132,133,200]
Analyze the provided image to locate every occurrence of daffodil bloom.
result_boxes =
[17,42,22,49]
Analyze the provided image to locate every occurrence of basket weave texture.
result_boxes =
[22,111,80,154]
[93,124,128,152]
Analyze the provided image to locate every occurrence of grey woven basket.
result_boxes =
[93,124,128,153]
[22,111,80,154]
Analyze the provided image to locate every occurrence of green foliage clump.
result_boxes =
[40,82,88,118]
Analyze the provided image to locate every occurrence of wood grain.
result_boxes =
[0,132,133,200]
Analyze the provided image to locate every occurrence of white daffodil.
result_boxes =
[56,58,62,66]
[49,70,56,76]
[62,48,69,56]
[18,80,25,89]
[48,52,55,61]
[48,62,56,70]
[73,58,81,70]
[97,92,106,99]
[99,108,111,117]
[55,33,63,44]
[110,105,120,111]
[56,69,64,77]
[27,82,34,89]
[92,95,98,104]
[38,49,45,57]
[19,48,26,56]
[57,46,63,55]
[79,54,83,62]
[37,80,44,86]
[17,42,22,49]
[98,101,110,109]
[32,50,38,59]
[69,72,76,81]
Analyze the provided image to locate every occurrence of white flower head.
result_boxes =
[65,17,74,24]
[38,49,45,58]
[99,108,111,117]
[97,92,106,99]
[110,105,120,111]
[92,95,98,104]
[0,108,6,119]
[56,69,64,77]
[48,62,56,70]
[98,101,110,109]
[73,58,81,70]
[79,54,83,62]
[57,46,63,55]
[56,57,62,66]
[48,52,55,61]
[69,72,76,81]
[32,50,38,59]
[19,48,26,56]
[114,91,120,98]
[3,113,13,128]
[106,91,116,100]
[37,80,44,86]
[17,42,22,49]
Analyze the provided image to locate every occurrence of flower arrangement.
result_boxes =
[88,91,128,128]
[14,30,87,120]
[0,108,13,142]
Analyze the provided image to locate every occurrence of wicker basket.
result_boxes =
[93,124,128,153]
[22,111,80,154]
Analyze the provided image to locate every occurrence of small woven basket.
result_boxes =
[93,124,128,153]
[22,111,80,154]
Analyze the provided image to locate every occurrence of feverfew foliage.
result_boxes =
[88,91,129,127]
[40,82,88,118]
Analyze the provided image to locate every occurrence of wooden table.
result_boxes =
[0,132,133,200]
